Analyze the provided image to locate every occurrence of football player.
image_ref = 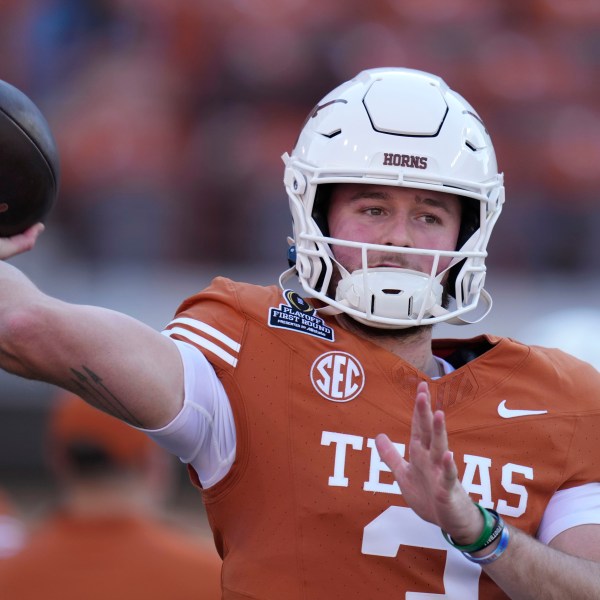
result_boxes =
[1,68,599,599]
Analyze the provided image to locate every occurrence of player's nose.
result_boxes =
[382,216,413,248]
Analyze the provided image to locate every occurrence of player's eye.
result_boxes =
[364,207,385,216]
[419,213,442,225]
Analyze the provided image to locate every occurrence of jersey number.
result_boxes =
[362,507,482,599]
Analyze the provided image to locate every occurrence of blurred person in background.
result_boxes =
[0,66,599,599]
[0,391,221,600]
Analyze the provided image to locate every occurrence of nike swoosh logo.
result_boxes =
[498,400,548,419]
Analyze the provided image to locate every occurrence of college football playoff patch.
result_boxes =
[268,290,334,341]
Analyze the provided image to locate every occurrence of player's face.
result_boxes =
[327,183,462,275]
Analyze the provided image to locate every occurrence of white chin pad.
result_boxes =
[335,268,444,321]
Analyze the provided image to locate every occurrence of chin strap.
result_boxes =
[315,304,344,316]
[443,288,493,325]
[278,265,297,290]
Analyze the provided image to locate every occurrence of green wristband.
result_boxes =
[442,503,496,553]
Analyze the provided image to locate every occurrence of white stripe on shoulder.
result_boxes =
[163,327,238,367]
[167,317,241,352]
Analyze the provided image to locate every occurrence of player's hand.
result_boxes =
[0,223,44,260]
[376,381,483,545]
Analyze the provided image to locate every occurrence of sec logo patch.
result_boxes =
[310,351,365,402]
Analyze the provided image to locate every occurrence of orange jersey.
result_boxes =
[165,277,600,600]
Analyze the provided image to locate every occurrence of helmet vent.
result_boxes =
[465,140,477,152]
[382,289,401,294]
[321,129,342,139]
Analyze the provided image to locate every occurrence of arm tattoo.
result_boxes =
[69,366,144,427]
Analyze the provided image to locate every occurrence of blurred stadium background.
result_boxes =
[1,0,600,534]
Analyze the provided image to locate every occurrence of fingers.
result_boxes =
[418,406,458,493]
[377,383,461,524]
[379,381,455,476]
[409,383,453,476]
[430,409,449,464]
[411,381,433,449]
[375,433,408,478]
[441,450,458,491]
[0,223,44,259]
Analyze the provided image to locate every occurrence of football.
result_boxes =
[0,79,59,237]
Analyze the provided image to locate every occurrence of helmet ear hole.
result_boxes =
[457,197,480,249]
[312,184,334,237]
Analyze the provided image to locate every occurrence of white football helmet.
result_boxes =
[281,67,505,329]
